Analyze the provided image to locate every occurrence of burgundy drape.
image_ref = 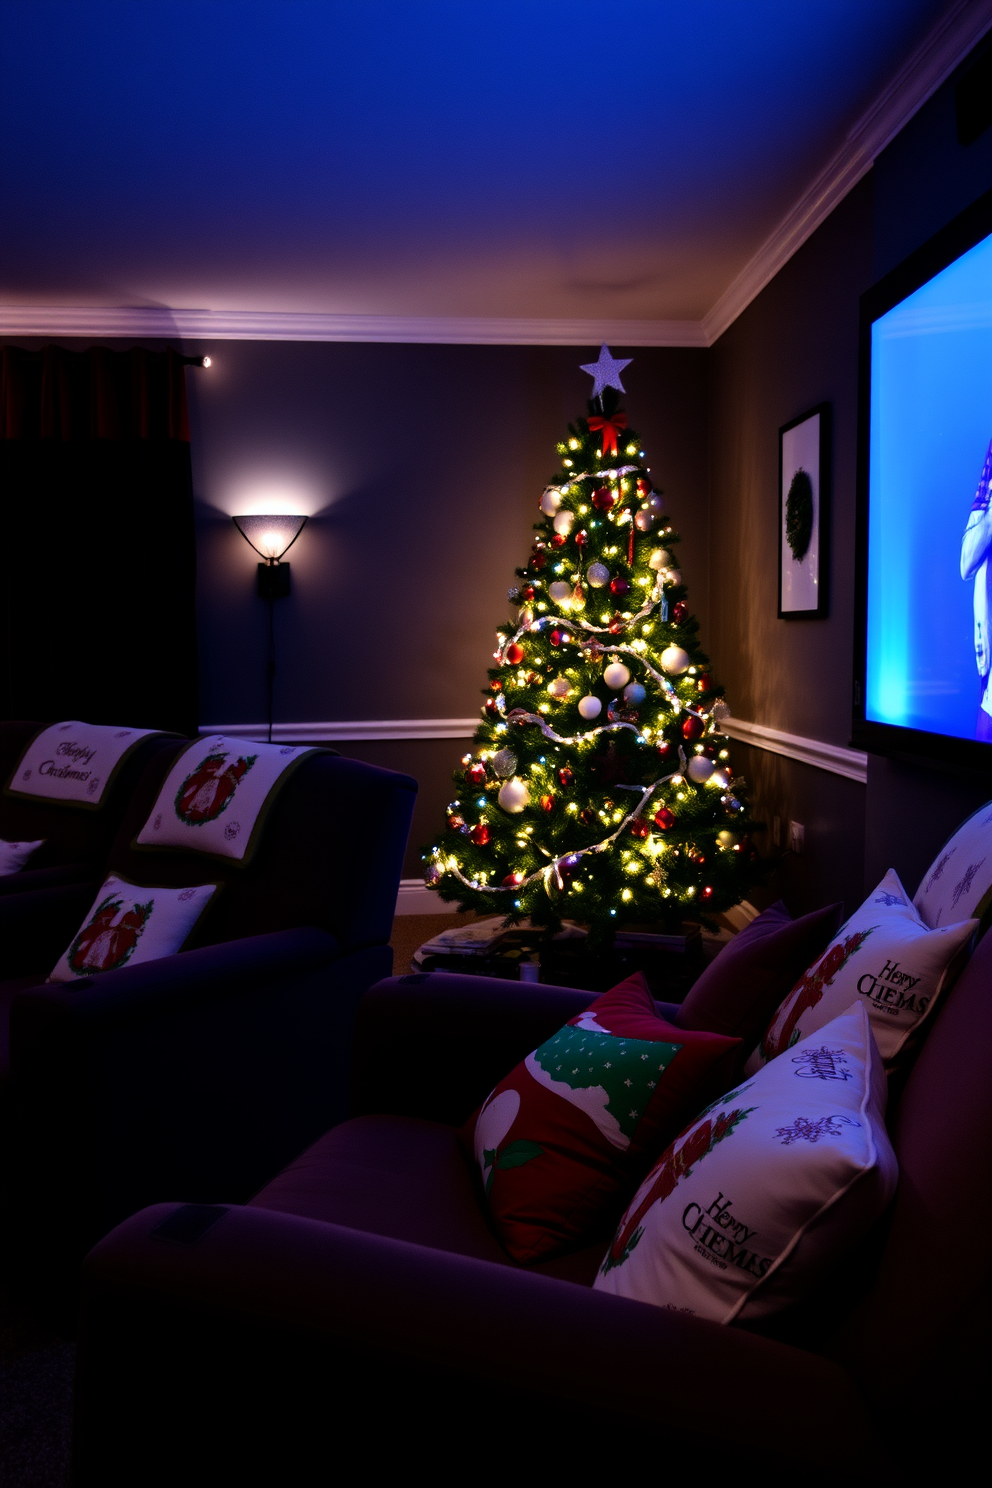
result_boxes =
[0,345,198,735]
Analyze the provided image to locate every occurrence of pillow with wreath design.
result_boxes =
[48,874,216,983]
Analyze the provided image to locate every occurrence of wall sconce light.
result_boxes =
[232,513,308,742]
[233,514,308,599]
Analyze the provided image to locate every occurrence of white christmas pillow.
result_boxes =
[135,735,317,864]
[745,869,975,1075]
[594,1004,897,1324]
[48,874,216,983]
[914,800,992,929]
[0,838,44,875]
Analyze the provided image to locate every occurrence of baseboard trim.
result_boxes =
[721,717,868,785]
[395,878,458,915]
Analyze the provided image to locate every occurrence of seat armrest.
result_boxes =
[0,862,99,898]
[74,1202,892,1484]
[0,880,100,977]
[350,971,597,1124]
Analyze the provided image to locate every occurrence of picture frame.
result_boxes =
[778,402,830,619]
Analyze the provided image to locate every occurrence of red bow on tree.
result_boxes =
[588,411,627,458]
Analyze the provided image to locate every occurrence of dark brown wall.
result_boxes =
[707,177,874,916]
[185,341,710,877]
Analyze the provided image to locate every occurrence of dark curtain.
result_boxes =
[0,345,198,735]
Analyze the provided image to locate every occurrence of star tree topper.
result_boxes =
[580,344,632,400]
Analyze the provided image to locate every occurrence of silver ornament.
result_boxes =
[492,748,518,778]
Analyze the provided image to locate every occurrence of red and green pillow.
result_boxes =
[466,972,739,1263]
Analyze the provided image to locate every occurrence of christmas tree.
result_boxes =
[424,346,758,942]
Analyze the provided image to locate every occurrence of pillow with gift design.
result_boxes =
[48,873,217,983]
[745,869,975,1075]
[913,799,992,930]
[466,972,740,1264]
[594,1004,897,1324]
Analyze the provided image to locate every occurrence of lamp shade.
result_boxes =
[233,514,307,562]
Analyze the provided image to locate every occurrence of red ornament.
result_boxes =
[525,671,541,684]
[485,698,500,719]
[682,715,704,741]
[575,529,589,548]
[465,762,486,786]
[531,551,547,570]
[448,814,465,832]
[636,476,652,496]
[490,680,502,692]
[521,585,536,602]
[469,823,490,846]
[696,673,712,692]
[608,614,625,633]
[672,600,688,622]
[580,808,597,826]
[502,871,524,887]
[540,794,556,813]
[591,486,616,512]
[629,818,651,839]
[654,807,676,830]
[609,576,631,597]
[557,766,574,788]
[550,533,566,549]
[701,885,714,901]
[692,852,706,865]
[657,740,675,760]
[505,642,525,664]
[549,628,564,647]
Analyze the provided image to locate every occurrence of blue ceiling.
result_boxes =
[0,0,962,320]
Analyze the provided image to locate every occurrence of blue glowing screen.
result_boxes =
[867,229,992,742]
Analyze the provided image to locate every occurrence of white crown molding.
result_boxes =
[721,717,868,785]
[0,304,707,348]
[702,0,992,344]
[198,717,480,743]
[2,3,988,354]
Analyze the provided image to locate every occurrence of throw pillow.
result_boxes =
[0,838,44,875]
[745,869,975,1075]
[134,734,319,864]
[594,1003,897,1324]
[6,722,166,809]
[467,972,740,1264]
[676,899,844,1056]
[48,874,217,983]
[913,800,992,929]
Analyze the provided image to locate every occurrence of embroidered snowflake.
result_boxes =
[951,858,986,909]
[775,1114,860,1145]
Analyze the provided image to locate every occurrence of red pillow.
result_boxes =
[675,900,844,1057]
[465,972,740,1263]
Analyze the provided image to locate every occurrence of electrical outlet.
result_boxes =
[788,820,805,855]
[772,815,782,848]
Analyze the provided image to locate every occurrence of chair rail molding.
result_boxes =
[721,717,868,785]
[199,718,480,743]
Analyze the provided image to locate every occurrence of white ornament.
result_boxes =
[634,509,656,532]
[553,509,574,536]
[540,488,562,517]
[492,748,518,778]
[603,662,630,689]
[548,580,572,603]
[547,677,571,699]
[716,830,738,848]
[687,755,715,784]
[661,645,690,674]
[579,344,633,400]
[649,549,671,570]
[578,695,602,720]
[664,568,682,587]
[587,562,610,588]
[518,607,534,628]
[498,778,530,814]
[646,494,665,516]
[623,682,646,705]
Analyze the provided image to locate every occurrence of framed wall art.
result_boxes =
[779,402,830,619]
